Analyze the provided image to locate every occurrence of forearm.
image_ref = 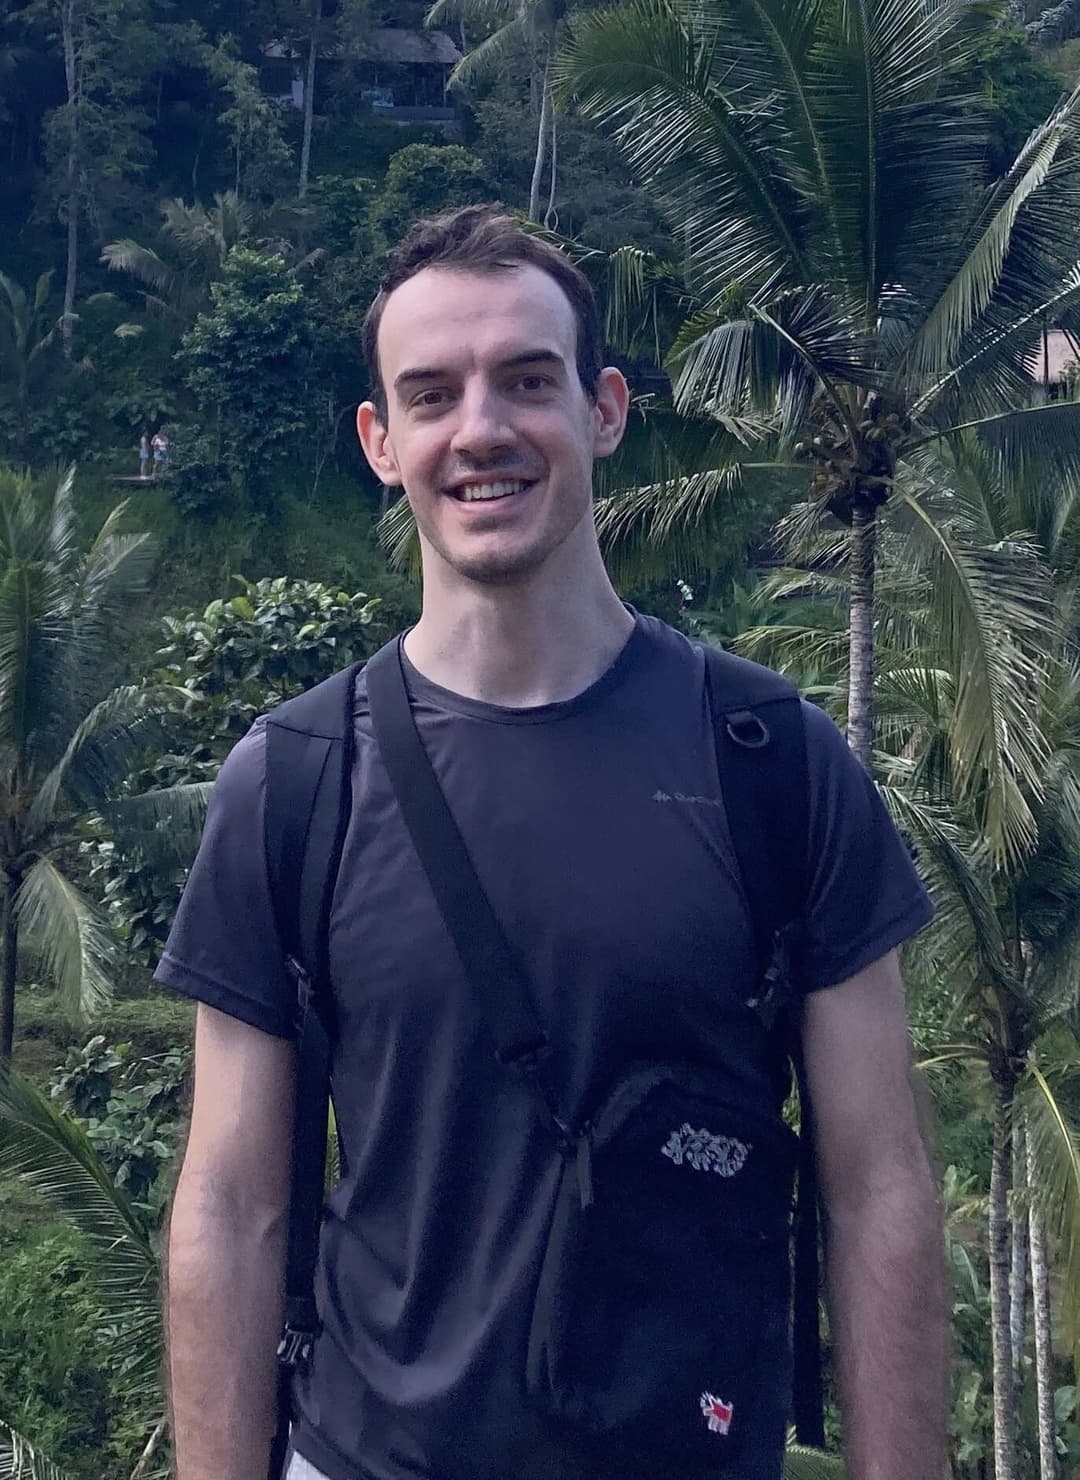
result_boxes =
[167,1169,288,1480]
[826,1169,950,1480]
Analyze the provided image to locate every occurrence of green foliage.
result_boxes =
[153,572,381,747]
[370,143,492,244]
[89,574,382,961]
[0,465,209,1056]
[0,1226,115,1476]
[0,1068,164,1472]
[49,1035,190,1218]
[963,25,1067,176]
[178,247,315,507]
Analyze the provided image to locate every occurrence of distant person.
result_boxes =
[138,430,150,480]
[151,431,169,477]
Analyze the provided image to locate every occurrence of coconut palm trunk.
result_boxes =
[298,0,321,198]
[60,0,78,361]
[1026,1123,1059,1480]
[847,501,876,772]
[989,1078,1019,1480]
[0,880,16,1064]
[528,42,552,223]
[1010,1119,1029,1378]
[544,109,558,229]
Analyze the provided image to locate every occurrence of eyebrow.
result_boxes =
[393,349,566,396]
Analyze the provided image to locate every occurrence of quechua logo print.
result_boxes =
[700,1392,734,1435]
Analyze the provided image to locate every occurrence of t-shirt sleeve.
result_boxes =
[153,718,295,1037]
[796,700,934,992]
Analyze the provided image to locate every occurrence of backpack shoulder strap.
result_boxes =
[263,660,360,1480]
[264,662,361,985]
[703,645,808,973]
[702,644,825,1449]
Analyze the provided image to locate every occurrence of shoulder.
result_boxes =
[211,716,268,811]
[264,662,363,739]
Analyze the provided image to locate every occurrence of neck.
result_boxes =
[404,541,634,708]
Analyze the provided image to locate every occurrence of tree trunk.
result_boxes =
[61,0,78,361]
[0,882,18,1065]
[1026,1124,1058,1480]
[847,500,876,772]
[989,1078,1019,1480]
[544,107,558,229]
[1009,1119,1028,1380]
[299,0,321,198]
[528,43,552,223]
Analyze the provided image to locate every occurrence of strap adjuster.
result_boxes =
[725,709,771,749]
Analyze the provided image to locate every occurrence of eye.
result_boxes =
[412,388,450,409]
[515,374,552,392]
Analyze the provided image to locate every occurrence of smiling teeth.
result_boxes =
[459,480,528,502]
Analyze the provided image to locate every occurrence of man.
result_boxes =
[161,205,949,1480]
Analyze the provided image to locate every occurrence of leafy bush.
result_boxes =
[178,248,315,508]
[49,1034,191,1220]
[86,575,382,961]
[0,1224,149,1478]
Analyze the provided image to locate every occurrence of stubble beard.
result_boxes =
[421,488,594,589]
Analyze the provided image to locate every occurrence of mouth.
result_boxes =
[446,477,537,504]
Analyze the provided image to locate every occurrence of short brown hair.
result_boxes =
[361,204,603,419]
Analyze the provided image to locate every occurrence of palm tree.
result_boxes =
[426,0,578,223]
[737,449,1080,1479]
[557,0,1080,773]
[102,192,313,331]
[0,465,209,1064]
[0,271,62,456]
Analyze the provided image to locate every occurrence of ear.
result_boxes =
[357,401,402,486]
[591,367,630,460]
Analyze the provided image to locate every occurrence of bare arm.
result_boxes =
[167,1003,296,1480]
[802,950,950,1480]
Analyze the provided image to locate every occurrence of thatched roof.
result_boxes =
[368,28,461,66]
[263,27,461,66]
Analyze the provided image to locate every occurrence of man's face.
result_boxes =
[358,264,627,587]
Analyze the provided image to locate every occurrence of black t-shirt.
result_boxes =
[156,613,933,1480]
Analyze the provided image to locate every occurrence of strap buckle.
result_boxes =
[276,1321,317,1371]
[725,708,771,749]
[746,925,798,1031]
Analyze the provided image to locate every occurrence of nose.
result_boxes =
[449,381,514,461]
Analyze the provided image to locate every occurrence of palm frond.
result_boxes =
[28,684,187,829]
[937,399,1080,494]
[14,857,118,1021]
[557,0,809,299]
[817,0,984,306]
[0,1067,161,1402]
[903,84,1080,381]
[782,1438,845,1478]
[669,286,875,433]
[888,469,1056,867]
[101,239,176,295]
[447,15,529,88]
[0,1421,73,1480]
[104,781,215,870]
[378,493,421,579]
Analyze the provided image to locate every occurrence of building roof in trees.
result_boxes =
[263,29,461,66]
[367,29,461,66]
[1025,330,1080,385]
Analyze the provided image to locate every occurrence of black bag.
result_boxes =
[263,636,823,1477]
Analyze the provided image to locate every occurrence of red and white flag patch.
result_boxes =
[700,1392,734,1435]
